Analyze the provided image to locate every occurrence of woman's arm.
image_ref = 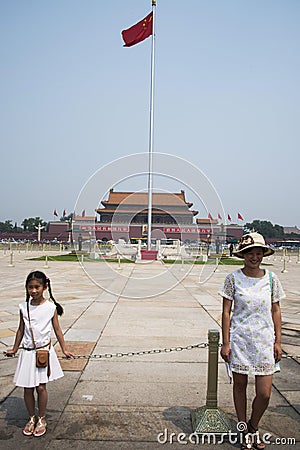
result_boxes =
[220,297,232,362]
[272,301,282,362]
[6,311,24,355]
[52,311,74,358]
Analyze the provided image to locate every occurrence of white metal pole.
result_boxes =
[147,0,156,251]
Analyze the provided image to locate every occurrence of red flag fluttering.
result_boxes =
[121,12,153,47]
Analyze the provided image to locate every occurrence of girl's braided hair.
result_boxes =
[25,271,64,316]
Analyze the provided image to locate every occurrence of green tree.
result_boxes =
[244,220,284,238]
[60,213,74,222]
[0,220,14,232]
[21,217,47,232]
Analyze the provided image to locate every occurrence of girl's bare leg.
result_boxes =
[36,383,48,417]
[24,388,35,416]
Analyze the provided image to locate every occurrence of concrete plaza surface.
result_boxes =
[0,250,299,449]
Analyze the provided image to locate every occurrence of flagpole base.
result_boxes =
[141,250,158,260]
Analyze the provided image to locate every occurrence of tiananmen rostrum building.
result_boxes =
[70,189,243,243]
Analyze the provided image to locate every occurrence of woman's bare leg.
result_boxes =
[232,372,248,423]
[250,375,273,429]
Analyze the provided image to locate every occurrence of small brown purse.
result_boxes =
[36,349,49,368]
[27,302,51,375]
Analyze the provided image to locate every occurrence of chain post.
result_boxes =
[206,329,219,408]
[191,330,232,434]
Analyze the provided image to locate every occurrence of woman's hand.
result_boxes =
[274,342,282,362]
[220,343,231,363]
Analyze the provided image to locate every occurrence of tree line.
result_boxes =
[0,216,71,233]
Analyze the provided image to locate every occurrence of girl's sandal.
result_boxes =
[33,416,47,437]
[23,415,36,436]
[247,421,265,450]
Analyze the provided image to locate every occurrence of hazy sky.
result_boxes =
[1,0,299,227]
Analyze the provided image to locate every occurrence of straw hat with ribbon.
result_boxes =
[233,232,274,258]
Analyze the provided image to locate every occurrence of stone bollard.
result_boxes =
[9,252,14,267]
[281,256,288,273]
[117,254,122,270]
[191,329,231,434]
[180,257,185,271]
[214,257,219,272]
[297,248,300,264]
[44,255,49,268]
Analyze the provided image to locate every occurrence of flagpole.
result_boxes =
[147,0,156,251]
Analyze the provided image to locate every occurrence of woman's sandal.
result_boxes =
[23,415,36,436]
[33,416,47,437]
[247,420,265,450]
[241,431,253,450]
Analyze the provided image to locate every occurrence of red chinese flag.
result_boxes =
[63,209,66,217]
[218,213,222,220]
[227,214,232,222]
[53,210,58,217]
[238,213,244,220]
[208,213,213,220]
[82,210,86,217]
[122,12,153,47]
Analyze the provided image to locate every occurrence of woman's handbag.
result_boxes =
[27,302,51,376]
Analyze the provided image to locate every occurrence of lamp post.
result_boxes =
[35,223,44,242]
[206,233,211,257]
[67,216,73,244]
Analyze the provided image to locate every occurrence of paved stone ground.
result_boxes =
[0,250,299,449]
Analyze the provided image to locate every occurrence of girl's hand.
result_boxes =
[63,350,74,359]
[5,349,16,357]
[274,342,282,362]
[220,343,231,363]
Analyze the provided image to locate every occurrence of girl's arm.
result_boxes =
[272,301,282,362]
[220,297,232,362]
[6,311,24,355]
[52,311,74,358]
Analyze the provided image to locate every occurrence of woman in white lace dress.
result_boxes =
[219,233,285,450]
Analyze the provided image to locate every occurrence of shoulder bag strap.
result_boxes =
[269,271,273,302]
[26,302,37,350]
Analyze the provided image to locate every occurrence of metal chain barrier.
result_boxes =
[2,343,299,361]
[57,342,209,360]
[1,342,208,362]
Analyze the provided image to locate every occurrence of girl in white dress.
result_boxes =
[219,233,284,450]
[6,271,73,437]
